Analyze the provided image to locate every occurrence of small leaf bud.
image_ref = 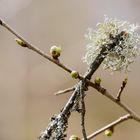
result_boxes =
[69,135,80,140]
[105,127,114,137]
[50,45,61,59]
[94,77,101,85]
[123,78,128,85]
[15,38,27,47]
[71,71,79,79]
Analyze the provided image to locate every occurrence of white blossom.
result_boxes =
[83,16,140,72]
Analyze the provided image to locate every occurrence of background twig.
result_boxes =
[88,83,140,123]
[116,78,128,101]
[54,87,75,96]
[82,114,132,140]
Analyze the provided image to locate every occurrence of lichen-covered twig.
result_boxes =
[0,18,140,140]
[82,114,132,140]
[38,34,123,139]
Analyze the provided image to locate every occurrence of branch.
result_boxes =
[87,82,140,123]
[80,81,87,140]
[1,19,140,139]
[116,78,128,101]
[0,20,73,74]
[82,114,132,140]
[54,87,75,96]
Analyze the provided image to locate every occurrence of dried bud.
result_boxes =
[83,16,140,73]
[94,77,101,85]
[0,19,3,25]
[69,135,80,140]
[15,38,27,47]
[105,127,114,137]
[123,78,128,85]
[50,45,61,59]
[71,71,79,79]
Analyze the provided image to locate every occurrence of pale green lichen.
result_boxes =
[83,16,140,72]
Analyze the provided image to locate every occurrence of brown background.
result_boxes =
[0,0,140,140]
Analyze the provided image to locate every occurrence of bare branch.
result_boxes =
[82,114,132,140]
[54,87,75,96]
[116,78,128,101]
[87,82,140,123]
[0,20,74,74]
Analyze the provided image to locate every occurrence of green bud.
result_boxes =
[15,38,27,47]
[71,71,79,79]
[105,128,114,137]
[94,77,101,85]
[50,45,61,59]
[69,135,80,140]
[123,78,128,85]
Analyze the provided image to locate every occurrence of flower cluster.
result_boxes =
[83,16,140,72]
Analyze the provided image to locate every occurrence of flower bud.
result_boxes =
[15,38,27,47]
[123,78,128,85]
[69,135,80,140]
[71,71,79,79]
[94,77,101,85]
[105,127,114,137]
[50,45,61,59]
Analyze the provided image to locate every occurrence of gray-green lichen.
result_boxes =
[83,16,140,72]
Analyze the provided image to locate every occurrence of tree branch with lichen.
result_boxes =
[0,16,140,140]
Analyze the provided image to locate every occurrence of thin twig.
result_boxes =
[81,114,132,140]
[0,20,73,74]
[88,82,140,123]
[116,78,128,101]
[54,87,75,96]
[80,81,87,140]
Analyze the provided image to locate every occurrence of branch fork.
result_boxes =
[0,19,140,140]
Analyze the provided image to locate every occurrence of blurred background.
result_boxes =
[0,0,140,140]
